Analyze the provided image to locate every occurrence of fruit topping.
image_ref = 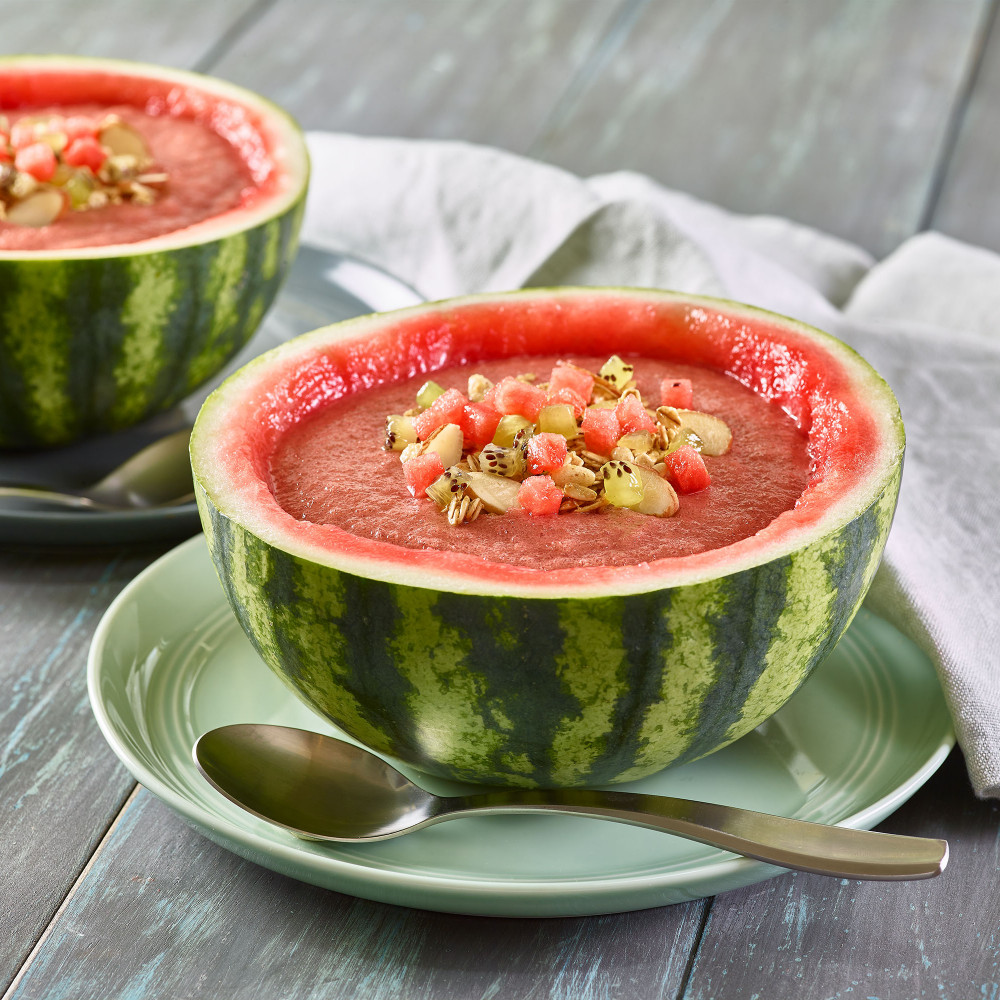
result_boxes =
[660,377,694,408]
[402,452,445,498]
[384,413,418,451]
[600,460,645,509]
[515,475,563,516]
[384,356,734,524]
[0,112,168,226]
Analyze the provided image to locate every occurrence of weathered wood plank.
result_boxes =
[530,0,989,259]
[926,3,1000,253]
[9,790,707,1000]
[204,0,627,153]
[0,0,262,64]
[682,748,998,999]
[0,550,160,991]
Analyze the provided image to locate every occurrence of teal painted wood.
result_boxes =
[7,790,707,1000]
[681,749,999,1000]
[0,550,157,993]
[205,0,628,153]
[1,0,997,997]
[928,2,1000,253]
[0,0,262,64]
[529,0,991,259]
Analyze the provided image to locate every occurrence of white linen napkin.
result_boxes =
[302,132,1000,799]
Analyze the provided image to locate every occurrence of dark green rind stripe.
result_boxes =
[0,196,304,448]
[201,464,901,788]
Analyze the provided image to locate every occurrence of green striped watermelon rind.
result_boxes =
[0,56,309,448]
[192,288,905,788]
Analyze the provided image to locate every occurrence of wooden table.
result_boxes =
[3,2,998,996]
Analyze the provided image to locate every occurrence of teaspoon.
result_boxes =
[194,724,948,881]
[0,428,193,511]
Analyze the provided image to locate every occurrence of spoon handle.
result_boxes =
[445,789,947,880]
[0,486,107,510]
[0,485,196,511]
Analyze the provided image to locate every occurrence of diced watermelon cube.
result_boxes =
[663,445,712,494]
[15,142,57,182]
[413,387,468,440]
[515,475,563,516]
[660,377,693,408]
[492,376,547,421]
[63,136,107,172]
[581,407,621,456]
[545,386,588,419]
[461,401,502,448]
[401,452,445,497]
[615,393,657,435]
[10,121,38,150]
[548,363,594,404]
[527,432,568,475]
[64,116,99,142]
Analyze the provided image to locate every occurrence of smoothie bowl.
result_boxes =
[190,288,904,788]
[0,56,308,448]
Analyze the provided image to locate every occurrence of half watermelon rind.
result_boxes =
[192,288,904,787]
[0,56,309,447]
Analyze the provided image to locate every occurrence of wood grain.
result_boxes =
[1,0,997,996]
[9,791,708,1000]
[0,0,262,65]
[927,3,1000,253]
[682,748,998,1000]
[530,0,990,259]
[205,0,628,153]
[0,550,158,992]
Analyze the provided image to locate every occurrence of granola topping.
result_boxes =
[0,112,167,227]
[384,354,734,523]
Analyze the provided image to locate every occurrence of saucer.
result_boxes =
[87,535,954,917]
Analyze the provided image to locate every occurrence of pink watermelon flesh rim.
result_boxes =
[0,56,308,260]
[191,289,905,599]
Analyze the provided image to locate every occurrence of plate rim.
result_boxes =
[87,534,955,911]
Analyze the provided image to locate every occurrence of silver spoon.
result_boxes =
[194,724,948,881]
[0,428,194,511]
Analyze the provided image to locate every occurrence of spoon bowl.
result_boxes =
[194,724,949,881]
[0,428,193,511]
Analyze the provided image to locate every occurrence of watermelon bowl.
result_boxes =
[190,288,905,789]
[0,56,309,448]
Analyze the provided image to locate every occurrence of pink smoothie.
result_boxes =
[269,355,811,572]
[0,103,255,251]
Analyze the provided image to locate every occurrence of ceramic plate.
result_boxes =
[88,535,954,917]
[0,245,422,547]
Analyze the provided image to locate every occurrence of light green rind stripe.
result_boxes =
[723,541,840,744]
[186,233,248,390]
[864,478,900,590]
[110,254,178,424]
[391,587,512,778]
[260,218,281,282]
[613,580,725,783]
[279,560,392,750]
[220,523,279,656]
[3,264,72,441]
[548,602,631,786]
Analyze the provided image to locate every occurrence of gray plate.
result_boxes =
[0,245,422,547]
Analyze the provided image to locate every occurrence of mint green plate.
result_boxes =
[87,535,953,917]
